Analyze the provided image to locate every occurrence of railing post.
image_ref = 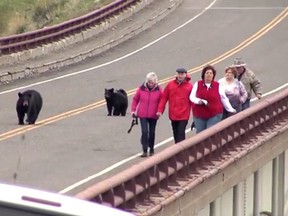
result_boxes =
[233,184,240,216]
[253,170,260,215]
[272,158,277,216]
[277,152,285,216]
[210,201,216,216]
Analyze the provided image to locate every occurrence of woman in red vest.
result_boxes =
[190,65,236,133]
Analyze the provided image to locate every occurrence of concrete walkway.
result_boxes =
[0,0,183,84]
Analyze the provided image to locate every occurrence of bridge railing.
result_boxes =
[0,0,139,55]
[75,88,288,214]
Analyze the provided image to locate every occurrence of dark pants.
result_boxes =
[171,120,188,143]
[241,99,250,111]
[140,118,157,153]
[222,105,241,120]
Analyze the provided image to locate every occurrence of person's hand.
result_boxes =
[256,93,262,99]
[198,99,204,105]
[131,112,136,117]
[199,99,208,106]
[156,112,162,118]
[202,99,208,106]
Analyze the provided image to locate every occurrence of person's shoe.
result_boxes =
[140,153,147,158]
[149,152,154,156]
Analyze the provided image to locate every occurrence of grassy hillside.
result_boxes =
[0,0,113,37]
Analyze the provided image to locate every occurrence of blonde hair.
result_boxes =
[146,72,158,83]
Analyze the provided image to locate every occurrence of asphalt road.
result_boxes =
[0,0,287,196]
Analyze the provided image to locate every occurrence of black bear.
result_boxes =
[16,89,43,125]
[104,88,128,116]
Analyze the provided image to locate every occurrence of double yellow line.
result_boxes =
[1,7,288,142]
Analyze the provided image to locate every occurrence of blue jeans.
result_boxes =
[140,118,157,153]
[194,114,222,134]
[241,99,250,111]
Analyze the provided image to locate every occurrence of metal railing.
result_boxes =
[75,88,288,214]
[0,0,140,55]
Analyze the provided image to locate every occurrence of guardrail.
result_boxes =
[75,88,288,215]
[0,0,140,55]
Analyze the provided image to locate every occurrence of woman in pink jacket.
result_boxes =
[131,72,162,157]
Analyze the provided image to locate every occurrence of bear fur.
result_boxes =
[104,88,128,116]
[16,89,43,125]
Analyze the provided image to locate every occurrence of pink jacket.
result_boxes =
[131,83,162,119]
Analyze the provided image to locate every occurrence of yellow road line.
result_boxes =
[1,7,287,142]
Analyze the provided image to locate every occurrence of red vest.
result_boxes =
[192,80,223,119]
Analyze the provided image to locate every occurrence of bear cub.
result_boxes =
[104,88,128,116]
[16,89,43,125]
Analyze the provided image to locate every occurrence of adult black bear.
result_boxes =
[104,88,128,116]
[16,89,43,125]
